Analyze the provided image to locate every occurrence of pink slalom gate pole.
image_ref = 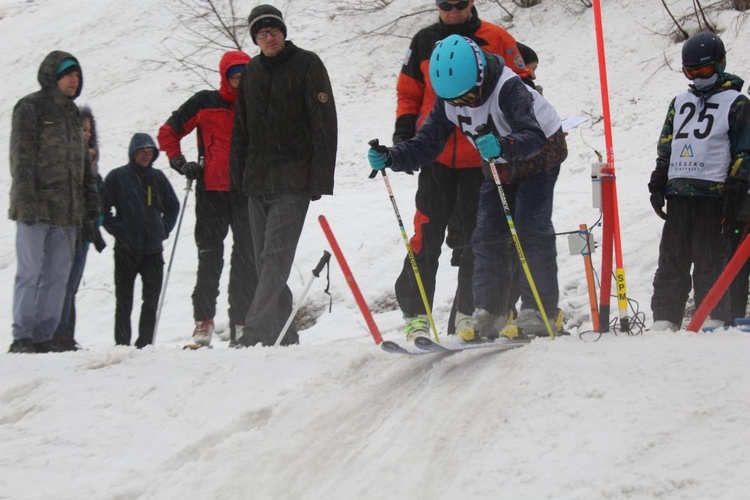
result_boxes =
[318,215,383,345]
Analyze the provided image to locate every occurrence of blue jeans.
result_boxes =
[12,223,76,342]
[53,237,89,345]
[472,166,559,315]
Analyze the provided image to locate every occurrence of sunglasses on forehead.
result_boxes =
[438,1,471,11]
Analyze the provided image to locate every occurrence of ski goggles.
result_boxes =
[682,63,716,80]
[438,1,471,11]
[446,87,479,107]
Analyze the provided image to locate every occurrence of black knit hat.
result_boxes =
[517,43,538,65]
[248,5,287,45]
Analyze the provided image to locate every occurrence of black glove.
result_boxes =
[170,155,203,181]
[169,155,186,173]
[722,177,748,223]
[649,192,666,220]
[92,229,107,253]
[648,169,668,220]
[310,193,322,201]
[392,114,416,145]
[82,210,100,246]
[181,161,203,181]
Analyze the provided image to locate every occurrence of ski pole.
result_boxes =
[368,139,440,343]
[153,176,194,344]
[475,126,555,339]
[274,250,332,347]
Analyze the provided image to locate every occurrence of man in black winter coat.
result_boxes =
[230,4,337,347]
[102,133,180,348]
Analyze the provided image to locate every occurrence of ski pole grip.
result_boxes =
[312,250,332,277]
[368,139,381,179]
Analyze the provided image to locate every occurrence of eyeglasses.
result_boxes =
[256,27,282,40]
[446,88,479,107]
[438,1,471,11]
[682,63,716,80]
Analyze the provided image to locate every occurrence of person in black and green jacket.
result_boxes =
[648,32,750,331]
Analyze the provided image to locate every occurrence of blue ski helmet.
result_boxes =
[429,35,486,100]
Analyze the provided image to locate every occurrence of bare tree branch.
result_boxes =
[660,0,690,40]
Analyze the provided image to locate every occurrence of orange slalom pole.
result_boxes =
[580,224,600,331]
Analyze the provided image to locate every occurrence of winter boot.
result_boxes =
[32,338,69,353]
[403,315,429,341]
[650,320,679,332]
[233,326,262,348]
[229,324,244,348]
[701,317,724,330]
[8,338,35,354]
[192,319,215,346]
[458,309,507,342]
[454,312,472,336]
[514,308,563,337]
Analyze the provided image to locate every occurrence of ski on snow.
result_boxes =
[380,336,530,355]
[414,336,530,353]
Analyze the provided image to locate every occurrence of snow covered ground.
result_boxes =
[1,0,749,498]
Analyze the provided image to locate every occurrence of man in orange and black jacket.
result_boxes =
[392,0,530,339]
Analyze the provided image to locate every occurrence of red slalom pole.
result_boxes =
[686,235,750,332]
[593,0,630,333]
[318,215,383,345]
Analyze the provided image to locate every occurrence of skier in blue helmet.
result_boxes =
[368,35,568,341]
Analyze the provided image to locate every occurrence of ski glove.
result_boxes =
[170,155,203,181]
[82,210,106,252]
[650,192,667,220]
[368,144,394,171]
[648,169,668,220]
[475,132,502,160]
[181,161,203,181]
[722,176,748,223]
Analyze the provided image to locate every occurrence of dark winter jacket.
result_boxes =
[102,133,180,254]
[79,105,106,252]
[393,7,529,169]
[230,41,337,198]
[654,73,750,198]
[158,50,251,192]
[390,54,566,182]
[9,50,99,227]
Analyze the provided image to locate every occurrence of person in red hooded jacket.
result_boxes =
[157,50,255,347]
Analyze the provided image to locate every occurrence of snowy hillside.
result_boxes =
[1,0,749,498]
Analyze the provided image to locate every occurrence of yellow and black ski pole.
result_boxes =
[368,139,440,343]
[475,126,555,339]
